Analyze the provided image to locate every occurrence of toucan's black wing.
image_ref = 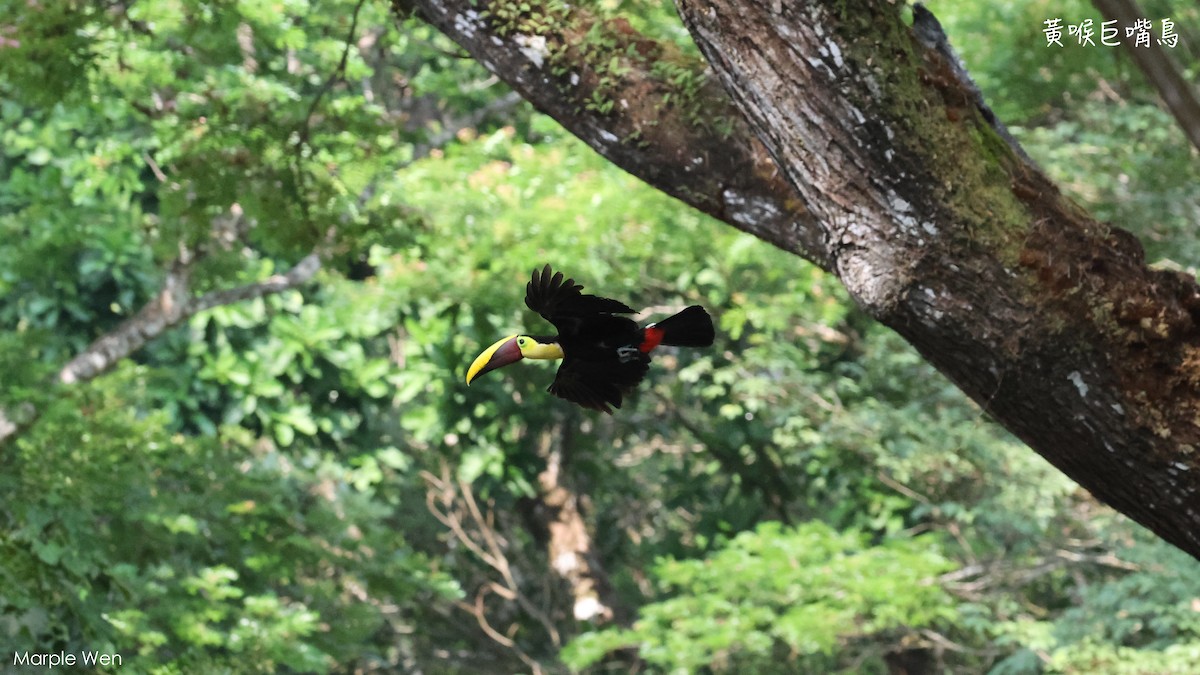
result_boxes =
[548,353,649,414]
[525,265,635,333]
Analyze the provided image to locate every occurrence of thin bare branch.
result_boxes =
[0,247,321,447]
[453,590,546,675]
[189,253,321,315]
[58,253,321,386]
[421,466,563,653]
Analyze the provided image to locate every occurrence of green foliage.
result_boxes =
[927,0,1200,265]
[982,534,1200,675]
[564,522,956,672]
[0,367,458,671]
[2,0,1199,672]
[1016,102,1200,264]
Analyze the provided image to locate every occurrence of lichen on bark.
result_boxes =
[413,0,1200,559]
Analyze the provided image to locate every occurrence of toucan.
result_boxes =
[466,264,715,413]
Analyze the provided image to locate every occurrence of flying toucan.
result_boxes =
[466,265,715,413]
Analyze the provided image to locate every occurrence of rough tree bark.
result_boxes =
[409,0,1200,560]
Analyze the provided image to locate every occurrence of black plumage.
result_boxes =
[523,265,713,413]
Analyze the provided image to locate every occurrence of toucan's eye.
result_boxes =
[518,337,526,346]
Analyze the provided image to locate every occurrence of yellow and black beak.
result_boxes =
[466,335,523,385]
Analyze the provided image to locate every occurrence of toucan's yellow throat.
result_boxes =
[466,335,565,385]
[464,265,714,412]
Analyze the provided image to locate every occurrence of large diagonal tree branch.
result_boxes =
[676,0,1200,558]
[404,0,826,266]
[412,0,1200,559]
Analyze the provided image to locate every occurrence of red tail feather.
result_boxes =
[639,326,664,353]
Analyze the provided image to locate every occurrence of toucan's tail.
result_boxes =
[641,305,714,352]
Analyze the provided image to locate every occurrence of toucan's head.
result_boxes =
[466,335,565,385]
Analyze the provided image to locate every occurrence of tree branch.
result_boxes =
[410,0,1200,559]
[0,252,321,447]
[58,253,321,385]
[1092,0,1200,154]
[188,253,322,316]
[405,0,828,266]
[675,0,1200,558]
[421,465,561,669]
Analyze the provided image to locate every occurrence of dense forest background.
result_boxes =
[2,0,1200,672]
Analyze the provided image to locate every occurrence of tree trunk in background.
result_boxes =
[408,0,1200,560]
[1092,0,1200,154]
[529,431,625,625]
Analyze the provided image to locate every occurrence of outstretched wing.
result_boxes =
[525,265,635,333]
[548,353,649,414]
